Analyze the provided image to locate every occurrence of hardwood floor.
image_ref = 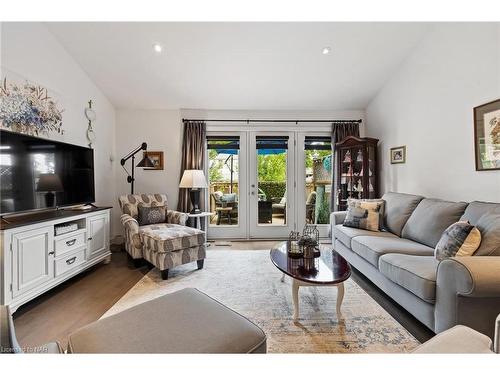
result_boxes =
[12,241,433,350]
[13,251,148,350]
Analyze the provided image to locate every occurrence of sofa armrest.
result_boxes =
[167,210,189,226]
[329,211,347,239]
[435,256,500,339]
[330,211,347,226]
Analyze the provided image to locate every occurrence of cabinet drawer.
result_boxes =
[55,249,85,277]
[54,232,86,256]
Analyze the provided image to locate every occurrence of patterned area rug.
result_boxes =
[104,250,419,353]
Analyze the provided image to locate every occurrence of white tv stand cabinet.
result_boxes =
[0,207,111,312]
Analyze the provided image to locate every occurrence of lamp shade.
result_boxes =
[179,169,208,188]
[37,173,63,192]
[136,154,155,168]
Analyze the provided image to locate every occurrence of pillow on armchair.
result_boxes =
[138,206,166,226]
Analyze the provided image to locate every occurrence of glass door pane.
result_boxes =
[206,133,247,239]
[304,136,332,225]
[249,132,295,238]
[297,133,332,238]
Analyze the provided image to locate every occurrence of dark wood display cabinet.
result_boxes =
[335,136,379,211]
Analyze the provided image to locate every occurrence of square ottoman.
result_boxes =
[140,224,206,279]
[67,288,267,353]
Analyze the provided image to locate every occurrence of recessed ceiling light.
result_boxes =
[153,43,163,53]
[322,46,331,55]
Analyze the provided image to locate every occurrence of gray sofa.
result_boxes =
[330,192,500,339]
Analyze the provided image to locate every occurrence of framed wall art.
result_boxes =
[390,146,406,164]
[143,151,164,170]
[474,99,500,171]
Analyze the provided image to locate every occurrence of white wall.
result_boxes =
[1,23,119,234]
[114,109,182,236]
[366,23,500,202]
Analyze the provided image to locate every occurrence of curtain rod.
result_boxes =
[182,118,362,124]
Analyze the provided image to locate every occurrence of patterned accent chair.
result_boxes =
[118,194,206,280]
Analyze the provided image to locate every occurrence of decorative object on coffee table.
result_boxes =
[270,241,351,322]
[179,169,208,214]
[143,151,164,170]
[390,145,406,164]
[287,231,302,258]
[474,98,500,171]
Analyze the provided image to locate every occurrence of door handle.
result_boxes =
[66,239,77,246]
[66,257,77,265]
[48,251,55,256]
[87,237,93,241]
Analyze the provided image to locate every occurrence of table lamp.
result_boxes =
[179,169,208,214]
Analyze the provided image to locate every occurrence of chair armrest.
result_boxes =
[330,211,347,226]
[167,210,189,226]
[120,214,143,259]
[435,256,500,338]
[120,214,139,234]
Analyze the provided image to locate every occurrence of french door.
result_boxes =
[206,130,332,240]
[248,131,295,238]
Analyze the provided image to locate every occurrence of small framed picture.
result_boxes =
[390,146,406,164]
[474,99,500,171]
[143,151,164,170]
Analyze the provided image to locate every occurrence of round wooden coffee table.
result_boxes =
[270,241,351,321]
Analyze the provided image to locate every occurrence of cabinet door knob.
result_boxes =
[88,237,93,241]
[48,251,55,256]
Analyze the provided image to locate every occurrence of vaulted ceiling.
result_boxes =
[46,22,431,110]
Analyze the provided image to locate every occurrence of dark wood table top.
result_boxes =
[270,241,351,285]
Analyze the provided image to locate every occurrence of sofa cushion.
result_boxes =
[460,201,500,225]
[474,213,500,256]
[352,236,435,267]
[343,199,383,232]
[381,192,424,236]
[137,205,166,226]
[140,224,205,253]
[434,221,482,260]
[401,199,468,248]
[333,224,396,249]
[379,254,439,303]
[67,288,267,353]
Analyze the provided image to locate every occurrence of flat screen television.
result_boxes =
[0,130,95,215]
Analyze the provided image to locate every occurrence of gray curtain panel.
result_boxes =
[331,122,360,212]
[177,120,206,213]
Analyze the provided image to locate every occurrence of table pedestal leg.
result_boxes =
[336,282,345,316]
[292,279,300,322]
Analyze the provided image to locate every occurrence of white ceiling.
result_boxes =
[46,22,431,110]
